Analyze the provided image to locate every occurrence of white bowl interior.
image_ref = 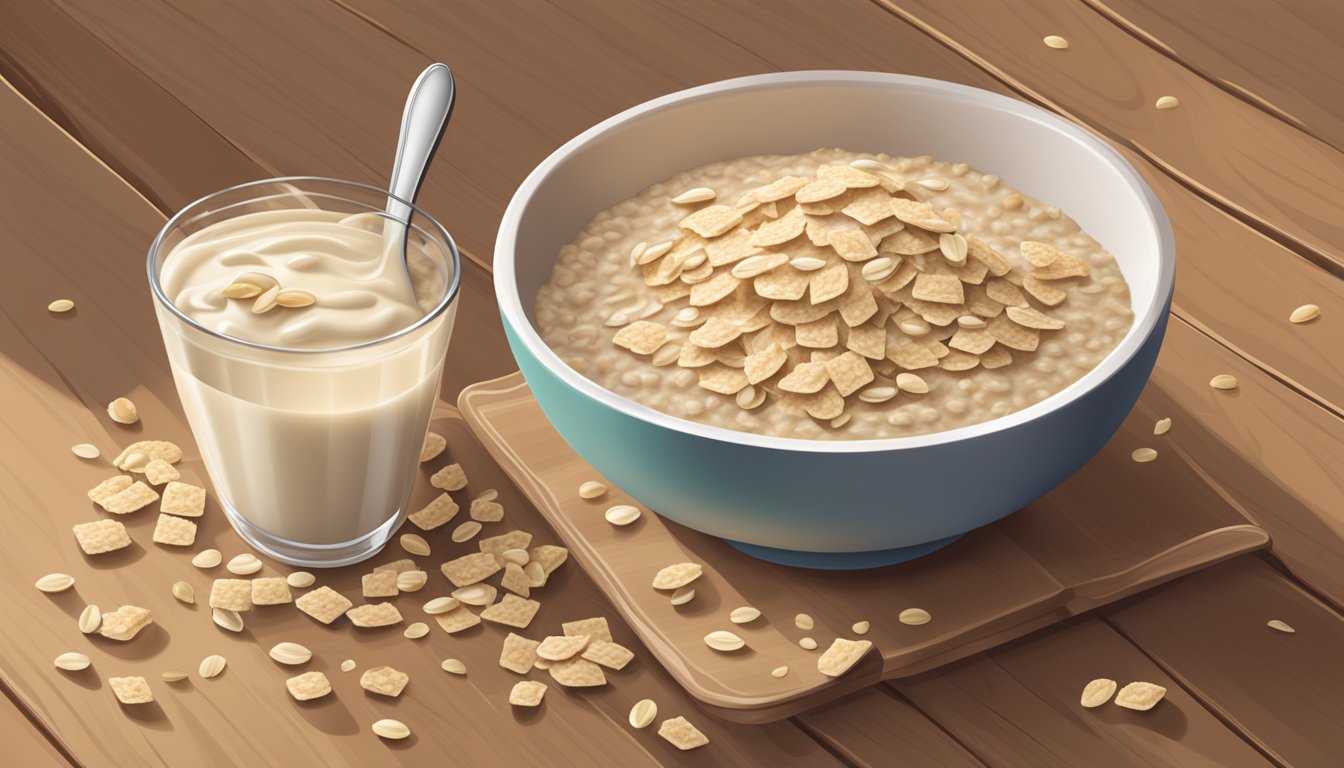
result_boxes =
[501,72,1172,450]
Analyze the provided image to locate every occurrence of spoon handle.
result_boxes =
[386,63,456,222]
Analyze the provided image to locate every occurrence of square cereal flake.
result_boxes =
[346,602,403,628]
[73,519,131,555]
[562,616,613,644]
[295,586,353,625]
[434,606,482,634]
[499,632,540,674]
[101,481,159,515]
[441,552,501,587]
[251,577,293,605]
[509,680,547,707]
[286,671,331,701]
[99,605,153,641]
[151,514,197,547]
[109,676,154,705]
[160,481,206,517]
[408,492,458,530]
[480,594,541,629]
[209,579,252,612]
[143,459,180,485]
[360,665,409,697]
[362,571,399,598]
[430,463,468,492]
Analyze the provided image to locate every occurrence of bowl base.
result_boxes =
[724,534,963,570]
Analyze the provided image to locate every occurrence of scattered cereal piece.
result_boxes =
[99,605,153,641]
[296,586,353,625]
[54,652,90,671]
[286,671,332,701]
[372,719,410,740]
[1131,447,1158,463]
[1080,678,1118,708]
[1155,95,1180,110]
[404,621,429,639]
[500,562,532,597]
[452,521,483,543]
[672,187,716,205]
[199,655,227,678]
[652,562,703,590]
[152,514,197,547]
[771,665,789,678]
[500,632,541,674]
[582,640,635,671]
[729,607,761,624]
[529,545,569,574]
[286,571,315,588]
[604,504,641,526]
[78,604,101,634]
[479,530,534,563]
[794,613,814,630]
[210,579,252,612]
[670,586,696,606]
[435,606,482,634]
[419,431,447,463]
[1115,681,1167,711]
[852,620,871,635]
[101,481,159,515]
[578,481,607,499]
[341,659,357,672]
[470,498,505,522]
[1210,374,1238,391]
[430,463,468,491]
[251,577,293,605]
[1043,34,1069,49]
[704,630,745,652]
[372,558,418,574]
[360,665,410,697]
[423,596,459,614]
[268,642,313,666]
[212,608,244,632]
[538,634,590,662]
[48,298,75,313]
[396,570,428,593]
[548,656,607,687]
[161,670,188,682]
[192,548,222,569]
[400,533,431,557]
[562,616,614,643]
[109,676,153,704]
[442,552,503,587]
[408,493,458,530]
[71,443,100,460]
[227,553,263,575]
[107,397,139,425]
[799,637,818,651]
[171,581,194,604]
[817,638,873,677]
[510,680,548,707]
[143,459,180,485]
[452,583,497,607]
[73,519,132,555]
[1267,619,1295,633]
[347,602,403,628]
[1154,417,1172,436]
[658,716,709,751]
[1289,304,1320,324]
[480,594,541,629]
[35,573,75,593]
[629,699,658,729]
[899,608,931,626]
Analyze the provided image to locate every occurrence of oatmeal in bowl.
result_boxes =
[535,148,1133,440]
[495,72,1173,569]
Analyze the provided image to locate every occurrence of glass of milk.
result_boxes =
[149,177,459,567]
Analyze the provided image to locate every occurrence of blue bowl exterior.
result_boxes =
[503,305,1170,554]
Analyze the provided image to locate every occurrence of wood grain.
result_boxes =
[871,0,1344,280]
[0,700,72,767]
[0,78,840,767]
[891,617,1272,767]
[1107,556,1344,766]
[794,687,985,768]
[1088,0,1344,152]
[459,372,1265,720]
[8,0,1343,420]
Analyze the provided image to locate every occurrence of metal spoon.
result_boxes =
[384,62,456,285]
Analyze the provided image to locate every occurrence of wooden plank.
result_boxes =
[1106,556,1344,766]
[870,0,1344,279]
[1139,317,1344,610]
[1087,0,1344,152]
[11,0,1343,421]
[795,687,985,768]
[0,79,840,768]
[0,706,72,767]
[891,616,1272,767]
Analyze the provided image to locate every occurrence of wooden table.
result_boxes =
[2,1,1342,765]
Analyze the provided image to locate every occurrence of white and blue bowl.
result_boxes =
[494,72,1175,570]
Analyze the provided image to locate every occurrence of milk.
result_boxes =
[155,202,456,564]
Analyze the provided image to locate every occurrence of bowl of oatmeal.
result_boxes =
[494,71,1174,569]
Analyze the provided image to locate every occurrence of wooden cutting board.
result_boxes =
[459,372,1269,723]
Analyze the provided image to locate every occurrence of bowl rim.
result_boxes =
[494,70,1175,454]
